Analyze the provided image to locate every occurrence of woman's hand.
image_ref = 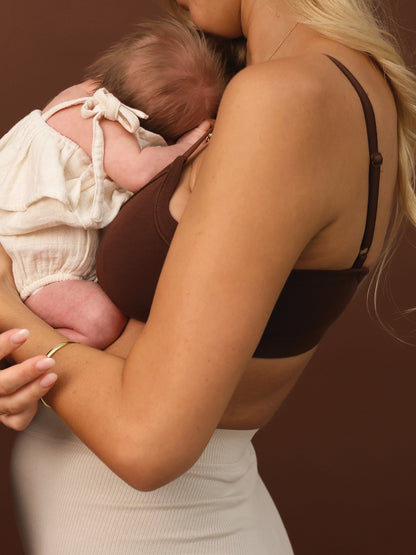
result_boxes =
[0,244,57,431]
[0,329,57,431]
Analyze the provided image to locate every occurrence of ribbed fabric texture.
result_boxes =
[11,406,293,554]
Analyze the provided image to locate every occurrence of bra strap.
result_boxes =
[326,55,383,269]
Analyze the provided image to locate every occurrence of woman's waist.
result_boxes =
[219,350,314,429]
[18,404,259,467]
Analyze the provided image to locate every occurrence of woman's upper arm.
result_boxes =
[116,64,337,483]
[144,63,335,366]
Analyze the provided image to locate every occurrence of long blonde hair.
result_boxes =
[287,0,416,224]
[285,0,416,338]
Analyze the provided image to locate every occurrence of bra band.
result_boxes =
[325,55,383,269]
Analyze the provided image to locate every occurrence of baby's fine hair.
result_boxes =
[85,18,245,141]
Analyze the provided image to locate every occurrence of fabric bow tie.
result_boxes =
[80,88,149,223]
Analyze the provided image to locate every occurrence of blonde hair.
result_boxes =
[284,0,416,339]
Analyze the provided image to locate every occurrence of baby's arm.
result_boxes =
[25,280,127,349]
[46,103,211,193]
[99,119,212,192]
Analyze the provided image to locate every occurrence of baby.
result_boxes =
[0,18,246,348]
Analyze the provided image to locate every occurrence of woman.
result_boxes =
[0,0,415,553]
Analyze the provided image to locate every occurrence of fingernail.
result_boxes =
[10,329,30,344]
[35,357,56,372]
[40,372,58,388]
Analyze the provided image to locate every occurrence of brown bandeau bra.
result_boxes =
[96,55,383,358]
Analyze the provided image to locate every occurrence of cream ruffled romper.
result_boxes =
[0,88,166,300]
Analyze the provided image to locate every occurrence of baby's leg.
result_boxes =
[25,281,127,349]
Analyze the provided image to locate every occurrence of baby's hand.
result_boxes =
[127,120,215,191]
[175,120,214,155]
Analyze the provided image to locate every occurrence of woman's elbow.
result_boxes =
[111,438,192,492]
[119,465,179,493]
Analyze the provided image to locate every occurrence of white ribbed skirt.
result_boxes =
[11,405,293,554]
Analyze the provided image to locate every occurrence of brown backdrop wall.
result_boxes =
[0,2,414,554]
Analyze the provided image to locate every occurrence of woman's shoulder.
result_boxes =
[225,54,329,109]
[216,54,335,149]
[214,53,337,163]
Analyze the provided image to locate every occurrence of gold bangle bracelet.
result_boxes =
[40,341,75,408]
[46,341,75,358]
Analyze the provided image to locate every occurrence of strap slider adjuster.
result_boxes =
[371,152,383,167]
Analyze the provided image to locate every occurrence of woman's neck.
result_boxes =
[241,0,301,65]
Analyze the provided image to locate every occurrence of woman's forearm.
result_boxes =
[0,292,204,491]
[0,294,143,482]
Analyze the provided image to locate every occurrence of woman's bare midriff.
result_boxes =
[107,318,316,430]
[218,348,316,429]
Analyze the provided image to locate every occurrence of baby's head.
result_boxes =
[86,18,245,142]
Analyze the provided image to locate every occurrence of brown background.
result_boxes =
[0,1,415,553]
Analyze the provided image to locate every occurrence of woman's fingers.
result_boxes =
[0,369,57,411]
[0,362,58,431]
[0,355,56,396]
[0,410,38,432]
[0,328,29,360]
[0,329,58,430]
